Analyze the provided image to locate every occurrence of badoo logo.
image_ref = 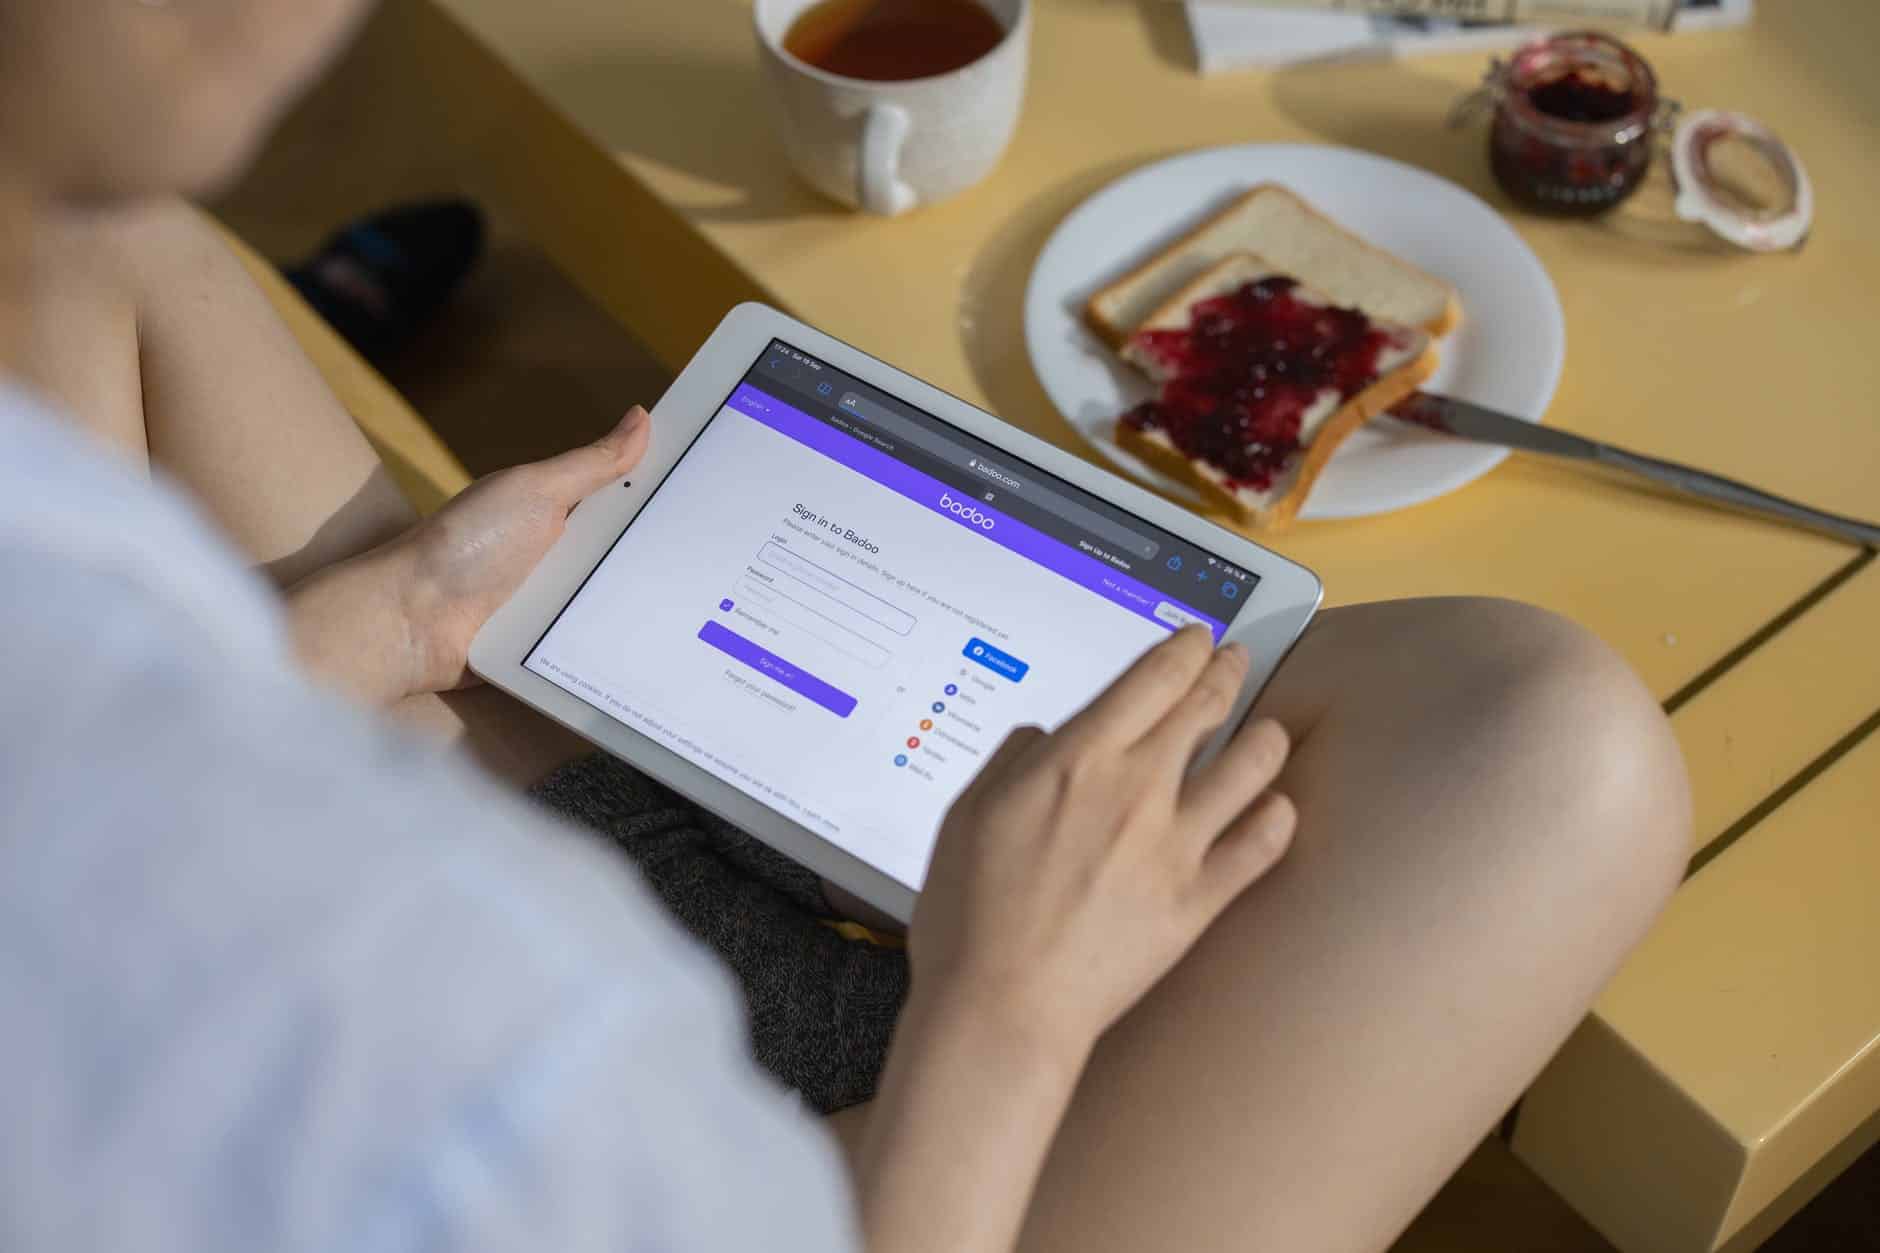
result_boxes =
[937,491,995,531]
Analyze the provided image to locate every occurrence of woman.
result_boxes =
[0,4,1689,1251]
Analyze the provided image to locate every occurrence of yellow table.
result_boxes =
[397,0,1880,1246]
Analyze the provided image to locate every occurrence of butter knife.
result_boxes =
[1391,393,1880,549]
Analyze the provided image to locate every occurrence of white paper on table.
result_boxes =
[1182,0,1752,74]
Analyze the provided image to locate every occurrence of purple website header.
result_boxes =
[727,383,1228,641]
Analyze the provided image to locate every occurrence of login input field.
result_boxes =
[757,541,916,636]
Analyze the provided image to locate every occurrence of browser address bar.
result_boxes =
[837,392,1160,563]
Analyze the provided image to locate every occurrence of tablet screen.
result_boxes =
[526,340,1260,888]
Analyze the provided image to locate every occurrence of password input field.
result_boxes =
[736,578,892,668]
[757,541,916,636]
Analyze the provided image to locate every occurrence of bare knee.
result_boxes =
[1423,597,1691,904]
[1291,596,1691,908]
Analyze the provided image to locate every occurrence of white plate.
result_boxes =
[1024,145,1566,520]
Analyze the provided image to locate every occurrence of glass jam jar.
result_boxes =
[1485,31,1664,216]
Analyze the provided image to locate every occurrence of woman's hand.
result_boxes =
[397,408,650,693]
[859,626,1296,1253]
[911,624,1297,1056]
[287,409,650,705]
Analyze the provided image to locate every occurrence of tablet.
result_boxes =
[471,304,1322,922]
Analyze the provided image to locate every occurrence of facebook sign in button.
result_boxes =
[963,637,1028,682]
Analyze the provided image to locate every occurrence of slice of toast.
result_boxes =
[1085,184,1462,347]
[1115,253,1438,531]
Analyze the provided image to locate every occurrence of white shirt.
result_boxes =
[0,384,858,1252]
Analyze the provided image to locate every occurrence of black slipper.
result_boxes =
[285,199,485,364]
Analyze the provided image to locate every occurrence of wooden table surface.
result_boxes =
[404,0,1880,1246]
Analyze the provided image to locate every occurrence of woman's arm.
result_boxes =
[285,408,648,704]
[855,991,1084,1253]
[856,629,1298,1253]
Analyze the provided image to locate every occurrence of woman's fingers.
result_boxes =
[534,406,651,507]
[1137,640,1249,767]
[1057,625,1216,751]
[968,724,1049,798]
[1193,790,1297,918]
[1179,716,1292,837]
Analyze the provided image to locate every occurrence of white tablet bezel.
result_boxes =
[471,303,1323,922]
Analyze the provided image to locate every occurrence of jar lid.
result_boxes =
[1670,108,1813,252]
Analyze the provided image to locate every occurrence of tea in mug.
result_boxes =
[784,0,1007,82]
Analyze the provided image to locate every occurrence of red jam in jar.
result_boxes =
[1488,32,1659,216]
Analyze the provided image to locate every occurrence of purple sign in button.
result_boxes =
[698,620,858,718]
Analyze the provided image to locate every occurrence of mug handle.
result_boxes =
[858,104,916,216]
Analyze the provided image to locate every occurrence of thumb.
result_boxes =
[536,407,650,505]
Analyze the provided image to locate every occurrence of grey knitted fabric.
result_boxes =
[531,753,908,1114]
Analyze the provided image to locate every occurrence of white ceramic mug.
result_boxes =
[753,0,1030,216]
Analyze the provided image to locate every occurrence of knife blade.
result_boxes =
[1390,392,1880,549]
